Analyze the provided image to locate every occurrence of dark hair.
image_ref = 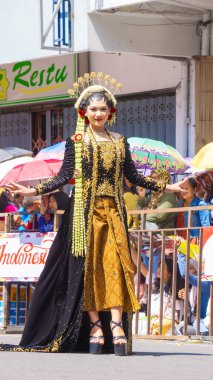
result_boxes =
[0,190,11,212]
[49,191,69,211]
[204,183,213,203]
[79,91,114,110]
[153,257,185,299]
[188,177,197,190]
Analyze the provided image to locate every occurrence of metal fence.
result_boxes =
[128,205,213,338]
[0,206,213,338]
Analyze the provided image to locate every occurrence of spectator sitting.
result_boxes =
[48,191,70,228]
[13,194,31,232]
[203,183,213,226]
[15,196,41,231]
[137,168,178,230]
[48,191,70,211]
[176,177,210,243]
[0,188,18,231]
[132,168,178,275]
[0,188,18,215]
[177,252,210,335]
[134,254,184,335]
[38,195,54,233]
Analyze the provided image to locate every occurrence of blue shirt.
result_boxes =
[38,216,54,233]
[178,196,210,237]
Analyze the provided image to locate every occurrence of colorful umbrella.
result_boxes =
[127,137,188,174]
[183,157,205,175]
[191,142,213,170]
[0,156,34,181]
[0,159,62,186]
[35,141,66,161]
[0,147,32,163]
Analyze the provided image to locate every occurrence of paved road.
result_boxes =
[0,335,212,380]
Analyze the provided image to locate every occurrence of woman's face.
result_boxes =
[49,196,57,211]
[157,262,170,283]
[136,186,146,198]
[85,98,110,128]
[181,183,196,201]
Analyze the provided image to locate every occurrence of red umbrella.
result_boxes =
[0,159,62,186]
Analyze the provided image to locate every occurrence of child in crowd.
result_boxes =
[38,195,54,233]
[176,177,210,242]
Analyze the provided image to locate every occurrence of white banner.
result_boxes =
[0,232,56,281]
[203,227,213,281]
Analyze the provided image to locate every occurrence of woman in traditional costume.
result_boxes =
[6,73,186,355]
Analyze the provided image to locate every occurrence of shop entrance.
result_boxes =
[32,109,64,155]
[32,112,47,155]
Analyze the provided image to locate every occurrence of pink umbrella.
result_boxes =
[0,159,62,186]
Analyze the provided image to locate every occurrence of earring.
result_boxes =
[78,109,85,118]
[85,116,90,125]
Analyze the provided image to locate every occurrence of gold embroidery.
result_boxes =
[96,179,114,197]
[82,141,91,204]
[84,127,99,285]
[82,141,90,161]
[99,141,116,171]
[11,333,64,353]
[35,177,55,194]
[82,178,91,203]
[51,334,63,352]
[110,134,126,230]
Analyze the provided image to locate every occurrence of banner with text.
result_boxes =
[0,54,75,107]
[0,232,56,281]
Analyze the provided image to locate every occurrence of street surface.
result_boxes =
[0,335,212,380]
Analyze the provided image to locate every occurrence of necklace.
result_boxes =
[90,128,107,136]
[89,126,113,141]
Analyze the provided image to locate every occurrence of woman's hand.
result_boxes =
[178,288,186,300]
[40,198,48,215]
[165,178,188,193]
[5,181,37,197]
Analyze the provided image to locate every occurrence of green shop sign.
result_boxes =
[0,54,76,107]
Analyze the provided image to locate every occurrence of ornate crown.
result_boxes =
[67,72,122,109]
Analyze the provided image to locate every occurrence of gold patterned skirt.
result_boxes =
[84,197,140,312]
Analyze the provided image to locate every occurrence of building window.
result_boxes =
[51,109,63,145]
[32,112,47,155]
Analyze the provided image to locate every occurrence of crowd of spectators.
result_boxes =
[0,187,70,233]
[125,173,213,336]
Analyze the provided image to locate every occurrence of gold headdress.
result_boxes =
[68,72,122,110]
[67,72,122,257]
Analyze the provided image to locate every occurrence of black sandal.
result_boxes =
[89,319,104,354]
[110,320,127,356]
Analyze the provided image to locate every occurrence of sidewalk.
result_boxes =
[0,335,212,380]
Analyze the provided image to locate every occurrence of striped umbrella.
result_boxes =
[127,137,188,174]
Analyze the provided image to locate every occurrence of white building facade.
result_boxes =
[1,0,213,157]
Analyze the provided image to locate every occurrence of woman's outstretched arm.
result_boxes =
[6,137,75,196]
